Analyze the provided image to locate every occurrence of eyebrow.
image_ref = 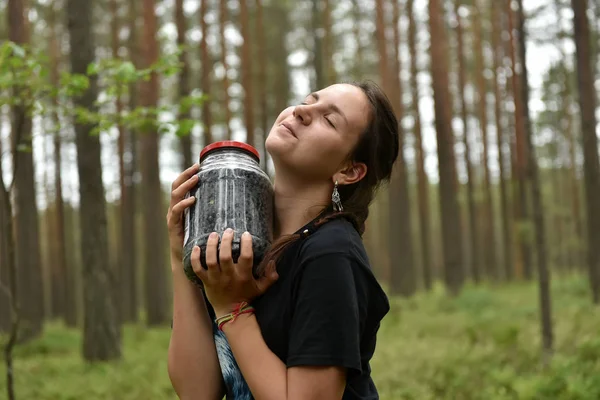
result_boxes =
[309,92,349,126]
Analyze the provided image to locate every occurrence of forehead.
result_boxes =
[313,84,370,129]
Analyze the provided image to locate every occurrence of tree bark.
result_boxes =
[176,0,193,168]
[506,0,533,280]
[571,0,600,303]
[387,0,416,296]
[408,0,433,290]
[473,0,498,280]
[199,0,213,145]
[67,0,121,360]
[219,0,232,140]
[491,0,514,281]
[239,0,254,147]
[311,0,324,90]
[322,0,336,85]
[140,0,170,325]
[0,112,10,333]
[429,0,465,294]
[121,0,139,324]
[454,0,481,283]
[8,0,44,341]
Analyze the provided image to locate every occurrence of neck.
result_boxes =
[272,173,332,238]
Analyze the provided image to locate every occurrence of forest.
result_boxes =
[1,0,600,399]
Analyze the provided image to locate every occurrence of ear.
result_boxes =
[334,163,367,186]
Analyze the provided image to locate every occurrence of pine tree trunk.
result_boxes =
[491,0,514,281]
[322,0,336,85]
[429,0,465,294]
[453,0,479,284]
[387,0,416,296]
[408,0,433,290]
[239,0,254,147]
[140,0,170,325]
[351,0,364,80]
[516,0,553,354]
[121,0,139,324]
[473,0,498,280]
[506,0,533,280]
[8,0,44,341]
[311,0,324,90]
[199,0,213,145]
[219,0,232,140]
[67,0,121,360]
[571,0,600,303]
[255,0,268,171]
[176,0,193,168]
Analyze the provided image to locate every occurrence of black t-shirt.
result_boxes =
[205,216,390,400]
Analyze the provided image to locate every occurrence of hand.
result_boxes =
[191,228,278,317]
[167,163,200,263]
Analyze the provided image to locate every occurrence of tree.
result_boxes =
[408,0,433,290]
[175,0,193,168]
[322,0,336,85]
[472,0,498,280]
[219,0,232,140]
[255,0,268,171]
[67,0,121,360]
[311,0,324,90]
[506,0,533,280]
[571,0,600,303]
[490,0,514,281]
[199,0,213,145]
[239,0,255,146]
[140,0,170,325]
[119,0,139,324]
[454,0,481,283]
[387,0,416,296]
[429,0,465,294]
[47,0,69,322]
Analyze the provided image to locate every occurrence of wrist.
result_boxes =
[214,302,255,330]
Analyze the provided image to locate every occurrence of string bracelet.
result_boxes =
[215,301,255,331]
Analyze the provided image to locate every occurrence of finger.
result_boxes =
[236,231,254,280]
[170,174,199,208]
[169,196,196,226]
[219,228,234,274]
[256,260,279,293]
[205,232,220,272]
[191,246,208,282]
[171,163,199,192]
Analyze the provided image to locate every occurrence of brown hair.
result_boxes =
[257,81,399,274]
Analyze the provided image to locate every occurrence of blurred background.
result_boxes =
[1,0,600,399]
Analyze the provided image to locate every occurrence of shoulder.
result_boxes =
[295,217,390,318]
[299,217,364,261]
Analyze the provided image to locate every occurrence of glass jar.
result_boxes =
[182,141,274,286]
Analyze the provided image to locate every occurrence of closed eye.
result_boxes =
[325,116,336,129]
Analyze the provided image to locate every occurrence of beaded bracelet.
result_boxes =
[215,301,255,331]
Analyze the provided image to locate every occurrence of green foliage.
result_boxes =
[0,40,204,140]
[1,276,599,399]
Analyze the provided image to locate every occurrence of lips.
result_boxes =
[281,121,296,138]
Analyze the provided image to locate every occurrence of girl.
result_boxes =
[167,81,399,400]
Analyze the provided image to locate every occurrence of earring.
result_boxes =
[332,180,343,212]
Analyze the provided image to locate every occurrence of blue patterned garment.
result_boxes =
[213,322,253,400]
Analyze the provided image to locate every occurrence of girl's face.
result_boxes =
[265,84,371,182]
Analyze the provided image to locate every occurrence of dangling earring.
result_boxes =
[332,180,343,212]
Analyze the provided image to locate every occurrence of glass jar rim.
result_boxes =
[199,140,260,163]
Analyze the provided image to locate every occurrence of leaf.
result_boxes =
[9,42,26,58]
[116,61,137,82]
[175,119,195,137]
[16,143,32,153]
[87,62,99,76]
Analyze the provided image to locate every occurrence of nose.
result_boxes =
[293,104,312,125]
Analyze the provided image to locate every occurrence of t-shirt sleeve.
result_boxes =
[286,252,363,373]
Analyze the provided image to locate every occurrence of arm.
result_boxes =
[168,258,225,400]
[166,164,224,400]
[220,313,346,400]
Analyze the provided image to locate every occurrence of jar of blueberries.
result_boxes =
[182,141,274,286]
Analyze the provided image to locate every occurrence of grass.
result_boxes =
[2,274,600,399]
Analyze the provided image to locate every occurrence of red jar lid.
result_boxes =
[199,141,260,162]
